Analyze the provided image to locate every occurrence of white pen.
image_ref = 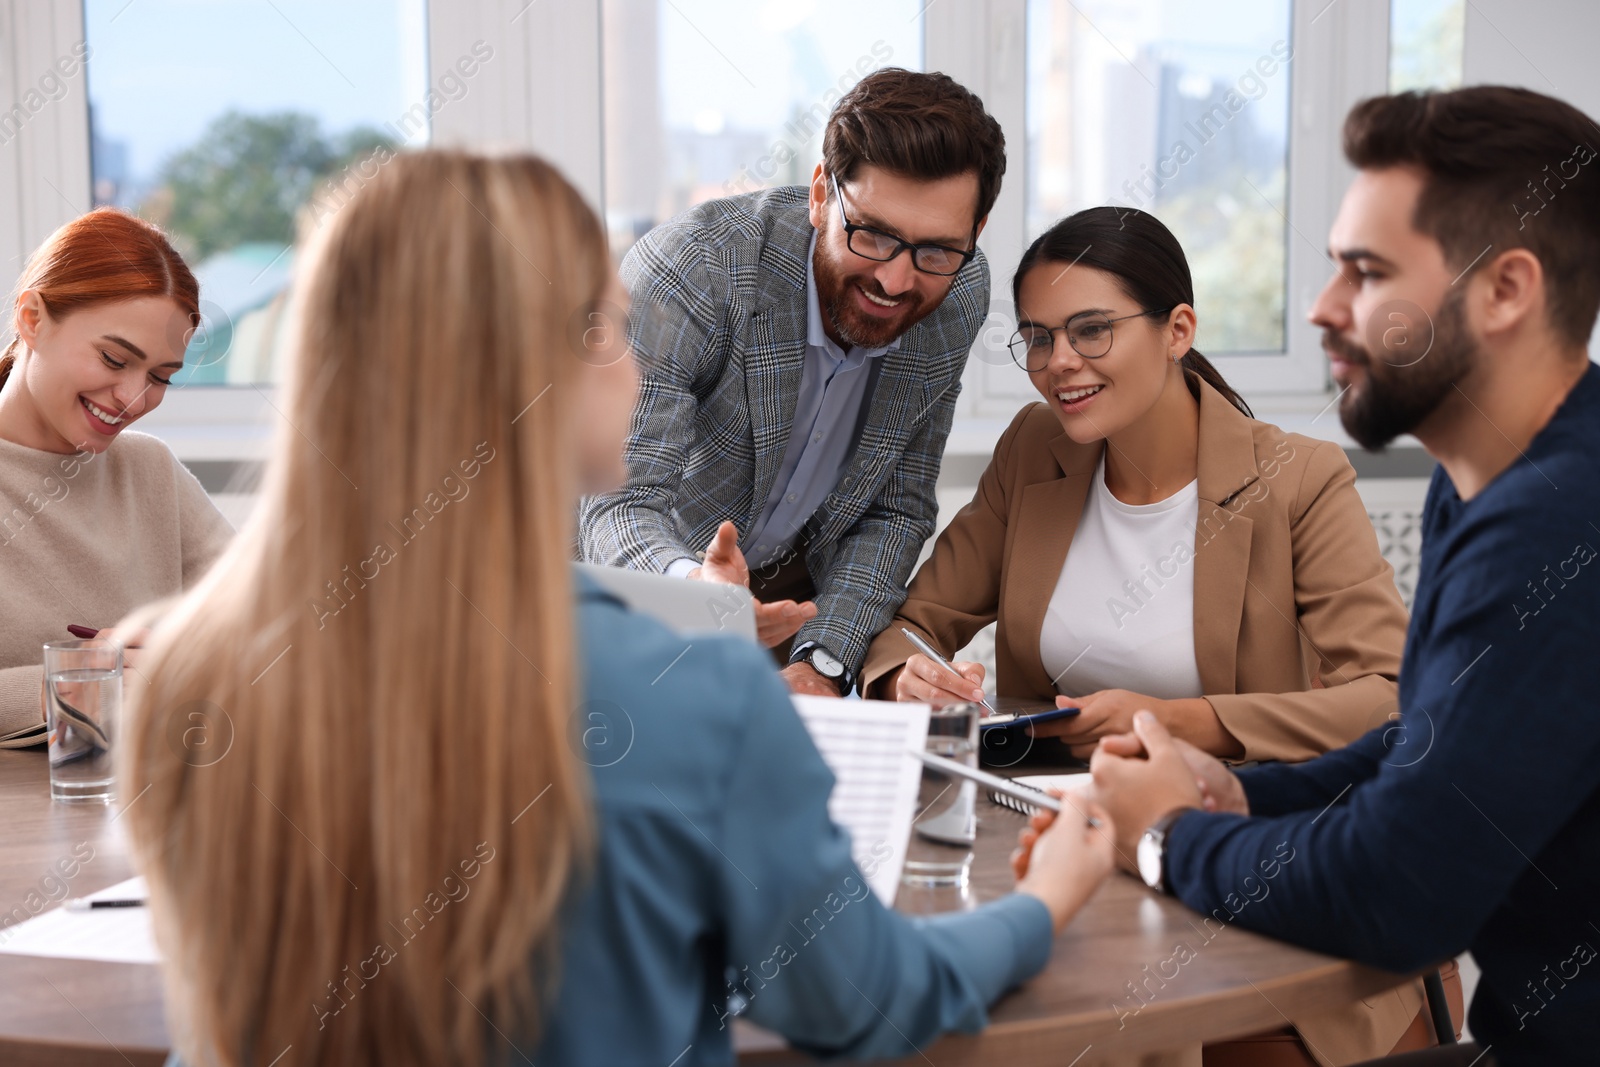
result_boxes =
[900,627,998,715]
[65,897,146,911]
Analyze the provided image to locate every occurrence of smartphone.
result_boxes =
[979,705,1080,733]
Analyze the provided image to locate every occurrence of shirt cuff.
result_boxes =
[665,557,701,579]
[915,891,1055,1004]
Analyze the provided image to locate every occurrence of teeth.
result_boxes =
[1058,385,1103,403]
[860,286,899,308]
[84,399,124,425]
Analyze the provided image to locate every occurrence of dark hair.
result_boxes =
[1343,86,1600,348]
[0,207,198,388]
[822,68,1006,230]
[1013,207,1252,418]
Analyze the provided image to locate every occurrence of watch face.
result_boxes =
[810,647,844,679]
[1137,832,1163,890]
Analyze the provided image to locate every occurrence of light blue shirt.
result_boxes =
[161,573,1055,1067]
[527,573,1054,1064]
[668,232,897,575]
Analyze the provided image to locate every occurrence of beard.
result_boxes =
[1333,288,1479,450]
[812,242,936,349]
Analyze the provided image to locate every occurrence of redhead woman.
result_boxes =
[119,151,1114,1067]
[0,209,232,743]
[862,207,1451,1064]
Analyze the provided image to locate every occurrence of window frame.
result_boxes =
[934,0,1393,418]
[7,0,1392,454]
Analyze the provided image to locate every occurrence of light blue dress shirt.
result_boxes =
[527,572,1054,1064]
[668,232,897,575]
[161,572,1052,1067]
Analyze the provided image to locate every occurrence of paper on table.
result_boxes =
[790,696,930,906]
[0,876,161,965]
[1017,773,1093,793]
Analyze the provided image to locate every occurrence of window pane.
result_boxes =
[1026,0,1292,354]
[85,0,429,386]
[601,0,924,262]
[1390,0,1465,92]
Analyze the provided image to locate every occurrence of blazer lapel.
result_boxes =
[1192,381,1262,696]
[743,311,806,519]
[744,208,812,521]
[1006,429,1100,696]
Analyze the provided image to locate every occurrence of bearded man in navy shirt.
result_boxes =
[1051,86,1600,1066]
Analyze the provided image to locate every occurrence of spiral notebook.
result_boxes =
[986,772,1093,816]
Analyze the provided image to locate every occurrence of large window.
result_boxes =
[84,0,429,385]
[1025,0,1293,355]
[600,0,925,260]
[1389,0,1465,92]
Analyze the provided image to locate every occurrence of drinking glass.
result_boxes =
[42,639,121,802]
[901,701,979,889]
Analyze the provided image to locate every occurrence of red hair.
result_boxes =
[0,207,199,385]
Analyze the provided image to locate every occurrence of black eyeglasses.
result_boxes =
[1008,307,1175,371]
[830,175,977,278]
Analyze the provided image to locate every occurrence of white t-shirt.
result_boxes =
[1038,456,1204,700]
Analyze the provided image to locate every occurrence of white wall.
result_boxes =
[1460,0,1600,363]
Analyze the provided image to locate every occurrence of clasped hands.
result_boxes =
[1013,711,1250,883]
[686,521,836,697]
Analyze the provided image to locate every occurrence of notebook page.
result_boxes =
[790,696,930,905]
[0,876,160,965]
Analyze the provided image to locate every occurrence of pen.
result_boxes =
[65,897,146,911]
[900,627,997,715]
[909,749,1104,829]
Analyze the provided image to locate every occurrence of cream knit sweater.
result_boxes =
[0,430,233,740]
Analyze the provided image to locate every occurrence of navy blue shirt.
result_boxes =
[529,575,1053,1065]
[1165,364,1600,1065]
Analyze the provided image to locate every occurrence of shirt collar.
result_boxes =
[805,229,900,361]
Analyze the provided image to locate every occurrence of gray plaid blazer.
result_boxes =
[577,186,988,675]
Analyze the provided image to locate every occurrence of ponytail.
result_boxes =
[1180,349,1252,418]
[0,338,16,389]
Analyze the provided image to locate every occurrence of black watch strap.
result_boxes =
[791,642,853,694]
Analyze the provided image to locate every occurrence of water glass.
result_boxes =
[42,639,122,803]
[901,701,979,889]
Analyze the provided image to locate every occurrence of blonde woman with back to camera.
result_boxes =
[119,150,1115,1067]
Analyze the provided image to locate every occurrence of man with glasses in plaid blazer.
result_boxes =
[579,68,1006,697]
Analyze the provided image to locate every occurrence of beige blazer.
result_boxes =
[864,379,1427,1062]
[863,381,1424,1064]
[863,380,1410,764]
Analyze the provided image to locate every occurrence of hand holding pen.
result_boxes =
[897,627,997,714]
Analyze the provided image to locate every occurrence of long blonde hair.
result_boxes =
[120,151,604,1065]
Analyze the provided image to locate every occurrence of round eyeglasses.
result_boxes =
[831,175,977,278]
[1008,307,1175,371]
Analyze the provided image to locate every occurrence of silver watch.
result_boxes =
[1137,808,1194,894]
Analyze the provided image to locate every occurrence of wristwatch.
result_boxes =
[790,641,852,694]
[1137,807,1196,894]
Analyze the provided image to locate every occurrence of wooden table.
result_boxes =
[0,750,167,1067]
[743,750,1417,1065]
[0,748,1413,1066]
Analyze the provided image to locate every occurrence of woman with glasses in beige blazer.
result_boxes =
[862,207,1455,1065]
